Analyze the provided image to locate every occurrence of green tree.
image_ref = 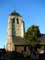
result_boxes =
[25,25,41,46]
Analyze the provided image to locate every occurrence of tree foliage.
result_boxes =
[25,25,41,46]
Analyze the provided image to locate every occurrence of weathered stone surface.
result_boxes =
[6,11,25,51]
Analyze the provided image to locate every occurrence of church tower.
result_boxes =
[6,11,25,51]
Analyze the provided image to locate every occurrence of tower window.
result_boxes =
[12,18,15,23]
[24,46,26,51]
[17,18,19,24]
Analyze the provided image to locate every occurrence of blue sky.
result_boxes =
[0,0,45,48]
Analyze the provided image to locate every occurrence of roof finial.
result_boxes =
[13,10,16,13]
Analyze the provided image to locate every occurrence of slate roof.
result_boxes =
[10,11,21,17]
[13,37,26,45]
[0,48,4,51]
[39,34,45,44]
[13,34,45,45]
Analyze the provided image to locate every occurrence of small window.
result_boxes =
[24,46,26,51]
[12,18,15,23]
[17,18,19,24]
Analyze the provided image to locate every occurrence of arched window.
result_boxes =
[17,18,19,24]
[12,18,15,36]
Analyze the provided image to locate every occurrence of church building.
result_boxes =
[6,11,30,54]
[5,11,45,55]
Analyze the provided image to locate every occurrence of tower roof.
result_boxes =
[10,11,21,17]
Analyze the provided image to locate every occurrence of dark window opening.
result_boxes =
[12,18,15,23]
[17,18,19,24]
[24,46,26,51]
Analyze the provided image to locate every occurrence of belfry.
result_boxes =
[6,11,25,51]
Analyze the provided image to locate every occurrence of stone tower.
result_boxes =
[6,11,25,51]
